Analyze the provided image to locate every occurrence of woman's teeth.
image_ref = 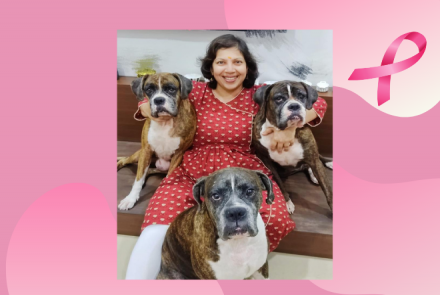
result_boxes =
[224,76,237,82]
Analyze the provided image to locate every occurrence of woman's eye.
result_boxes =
[246,189,254,196]
[212,194,220,201]
[235,60,242,64]
[217,61,224,64]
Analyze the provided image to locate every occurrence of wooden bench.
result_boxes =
[117,77,333,258]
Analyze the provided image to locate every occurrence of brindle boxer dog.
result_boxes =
[158,167,273,280]
[252,81,333,212]
[117,73,196,210]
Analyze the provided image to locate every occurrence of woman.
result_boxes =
[126,34,327,279]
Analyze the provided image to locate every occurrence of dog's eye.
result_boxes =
[211,193,221,201]
[145,88,153,94]
[275,97,284,103]
[246,189,254,196]
[167,87,176,93]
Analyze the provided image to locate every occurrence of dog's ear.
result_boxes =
[173,73,193,99]
[131,75,149,101]
[253,84,273,107]
[255,171,274,205]
[300,82,318,109]
[193,176,207,209]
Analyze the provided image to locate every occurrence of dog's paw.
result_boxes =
[325,161,333,170]
[118,196,137,210]
[308,168,319,185]
[250,271,266,280]
[117,158,127,170]
[286,199,295,214]
[155,158,170,171]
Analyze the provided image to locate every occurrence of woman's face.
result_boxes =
[211,47,248,92]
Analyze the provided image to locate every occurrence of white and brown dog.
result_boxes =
[158,167,273,280]
[117,73,196,210]
[252,81,333,212]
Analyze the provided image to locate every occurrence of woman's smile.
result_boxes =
[223,76,238,83]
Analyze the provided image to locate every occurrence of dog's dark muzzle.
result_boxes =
[225,207,247,223]
[287,113,303,122]
[283,103,304,127]
[288,104,301,112]
[154,97,166,106]
[151,97,177,118]
[222,207,257,239]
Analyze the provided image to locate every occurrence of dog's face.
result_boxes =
[193,168,274,241]
[131,73,192,119]
[254,81,318,130]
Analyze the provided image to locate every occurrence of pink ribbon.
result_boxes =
[348,32,427,106]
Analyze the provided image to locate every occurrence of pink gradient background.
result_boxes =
[1,0,439,295]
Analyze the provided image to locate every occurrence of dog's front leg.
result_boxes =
[118,148,153,210]
[249,261,269,280]
[308,158,333,212]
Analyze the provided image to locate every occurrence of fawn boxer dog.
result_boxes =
[252,81,333,212]
[118,73,196,210]
[157,167,273,280]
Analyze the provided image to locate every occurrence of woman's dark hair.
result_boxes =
[200,34,259,89]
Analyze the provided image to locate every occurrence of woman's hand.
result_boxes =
[261,109,318,153]
[261,126,296,153]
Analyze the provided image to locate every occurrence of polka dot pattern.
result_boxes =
[141,81,327,252]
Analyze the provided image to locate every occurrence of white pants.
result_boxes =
[125,224,170,280]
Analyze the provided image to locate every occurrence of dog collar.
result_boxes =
[134,97,149,121]
[138,97,149,107]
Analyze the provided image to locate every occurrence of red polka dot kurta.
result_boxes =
[140,81,327,252]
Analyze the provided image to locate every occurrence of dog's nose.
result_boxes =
[225,207,247,222]
[154,97,166,106]
[288,103,300,111]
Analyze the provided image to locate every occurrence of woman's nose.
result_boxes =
[225,62,235,72]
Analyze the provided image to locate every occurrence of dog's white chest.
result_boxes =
[208,214,268,280]
[259,120,304,166]
[148,120,180,160]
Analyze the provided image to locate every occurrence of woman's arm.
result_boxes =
[305,107,318,123]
